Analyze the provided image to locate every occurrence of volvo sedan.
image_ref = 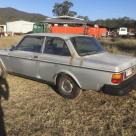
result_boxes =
[0,33,136,99]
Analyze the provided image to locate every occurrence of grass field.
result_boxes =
[100,38,136,56]
[0,36,136,136]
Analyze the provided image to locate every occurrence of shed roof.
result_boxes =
[6,20,34,24]
[41,17,87,25]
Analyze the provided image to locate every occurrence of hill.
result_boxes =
[0,7,48,24]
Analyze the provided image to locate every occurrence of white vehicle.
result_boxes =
[118,27,128,36]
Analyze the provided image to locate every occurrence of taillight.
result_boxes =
[111,73,124,84]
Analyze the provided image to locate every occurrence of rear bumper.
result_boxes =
[102,75,136,95]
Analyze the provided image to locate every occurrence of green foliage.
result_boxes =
[52,0,77,16]
[52,0,90,20]
[94,17,136,30]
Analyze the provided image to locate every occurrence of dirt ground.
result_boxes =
[0,36,136,136]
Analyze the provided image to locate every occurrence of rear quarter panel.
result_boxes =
[68,66,112,91]
[54,58,113,91]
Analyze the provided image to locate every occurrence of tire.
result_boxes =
[57,74,82,99]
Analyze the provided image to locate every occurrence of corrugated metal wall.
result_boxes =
[50,26,108,38]
[51,26,85,35]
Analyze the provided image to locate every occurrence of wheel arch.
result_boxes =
[54,70,82,88]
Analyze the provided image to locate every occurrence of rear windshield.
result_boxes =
[70,36,104,56]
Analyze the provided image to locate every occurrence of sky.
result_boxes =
[0,0,136,20]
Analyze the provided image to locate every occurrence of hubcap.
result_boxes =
[61,79,73,93]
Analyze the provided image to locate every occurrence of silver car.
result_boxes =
[0,33,136,99]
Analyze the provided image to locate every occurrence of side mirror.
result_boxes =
[10,45,16,51]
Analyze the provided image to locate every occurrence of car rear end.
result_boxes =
[102,65,136,95]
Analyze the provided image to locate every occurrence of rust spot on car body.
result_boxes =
[80,58,84,67]
[69,53,75,65]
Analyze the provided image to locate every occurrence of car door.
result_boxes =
[38,37,71,82]
[8,35,45,78]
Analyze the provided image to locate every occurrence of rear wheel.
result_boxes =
[57,74,82,99]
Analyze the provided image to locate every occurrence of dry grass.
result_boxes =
[100,38,136,56]
[0,36,136,136]
[3,75,136,136]
[0,36,21,48]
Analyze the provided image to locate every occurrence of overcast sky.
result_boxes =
[0,0,136,20]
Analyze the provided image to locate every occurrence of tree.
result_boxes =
[52,0,77,16]
[94,17,136,29]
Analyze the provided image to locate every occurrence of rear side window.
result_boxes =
[16,36,45,53]
[44,37,70,56]
[71,36,104,56]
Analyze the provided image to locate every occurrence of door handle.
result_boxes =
[34,56,38,59]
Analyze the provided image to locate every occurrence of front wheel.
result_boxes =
[57,75,82,99]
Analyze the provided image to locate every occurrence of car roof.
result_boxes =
[27,33,92,39]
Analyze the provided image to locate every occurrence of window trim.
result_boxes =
[70,36,105,56]
[14,35,45,53]
[43,36,71,57]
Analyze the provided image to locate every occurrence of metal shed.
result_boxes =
[6,20,34,33]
